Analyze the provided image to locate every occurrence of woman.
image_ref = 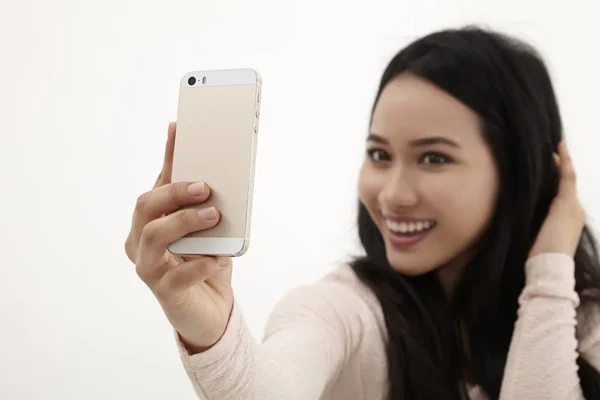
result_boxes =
[125,26,600,399]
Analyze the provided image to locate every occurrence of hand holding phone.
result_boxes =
[123,68,262,353]
[125,122,236,354]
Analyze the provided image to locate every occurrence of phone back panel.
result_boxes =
[171,69,260,240]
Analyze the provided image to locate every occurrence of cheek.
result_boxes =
[358,166,381,208]
[426,171,498,238]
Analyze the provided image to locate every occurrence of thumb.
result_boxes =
[153,122,176,189]
[158,256,232,297]
[209,257,234,288]
[556,141,578,199]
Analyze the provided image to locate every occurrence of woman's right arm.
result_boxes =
[125,123,364,399]
[177,280,366,400]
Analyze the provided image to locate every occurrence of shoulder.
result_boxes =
[266,264,385,335]
[281,264,382,314]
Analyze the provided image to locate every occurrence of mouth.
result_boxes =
[384,219,437,247]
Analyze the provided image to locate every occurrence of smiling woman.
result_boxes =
[352,26,600,399]
[126,25,600,400]
[359,74,499,282]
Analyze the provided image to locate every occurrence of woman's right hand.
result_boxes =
[124,122,234,354]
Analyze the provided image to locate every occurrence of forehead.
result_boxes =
[371,74,481,143]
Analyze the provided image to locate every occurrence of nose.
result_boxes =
[378,168,419,210]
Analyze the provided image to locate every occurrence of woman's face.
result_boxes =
[358,73,500,290]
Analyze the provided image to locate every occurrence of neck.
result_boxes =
[435,248,476,298]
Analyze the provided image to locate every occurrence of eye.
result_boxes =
[420,152,452,165]
[366,148,390,163]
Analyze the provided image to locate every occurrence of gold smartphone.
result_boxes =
[168,68,262,257]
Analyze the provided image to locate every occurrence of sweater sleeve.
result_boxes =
[175,280,366,400]
[498,252,598,400]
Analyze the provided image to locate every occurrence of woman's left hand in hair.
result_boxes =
[528,140,585,259]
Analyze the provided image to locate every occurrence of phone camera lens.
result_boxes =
[188,77,196,86]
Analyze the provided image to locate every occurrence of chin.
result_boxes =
[384,247,443,276]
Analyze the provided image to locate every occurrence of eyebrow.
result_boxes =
[367,133,461,149]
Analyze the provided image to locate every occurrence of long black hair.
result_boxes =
[350,25,600,399]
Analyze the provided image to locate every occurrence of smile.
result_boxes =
[385,219,437,235]
[384,219,437,248]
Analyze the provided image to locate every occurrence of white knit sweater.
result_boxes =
[176,253,600,399]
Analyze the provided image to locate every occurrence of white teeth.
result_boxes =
[385,219,436,234]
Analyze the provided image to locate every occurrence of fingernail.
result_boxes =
[197,207,217,220]
[217,257,229,267]
[187,182,205,196]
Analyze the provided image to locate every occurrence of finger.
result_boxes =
[132,181,212,245]
[154,122,177,189]
[128,123,179,264]
[557,141,577,198]
[154,256,231,297]
[136,206,221,283]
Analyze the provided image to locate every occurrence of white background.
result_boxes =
[1,0,599,399]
